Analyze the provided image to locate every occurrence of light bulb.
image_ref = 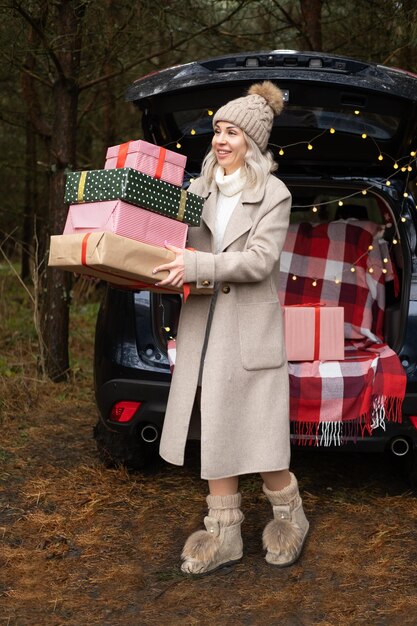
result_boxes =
[411,151,416,157]
[190,129,196,135]
[354,110,360,115]
[307,143,313,150]
[164,326,171,332]
[292,275,297,281]
[208,110,213,116]
[369,267,374,274]
[279,148,284,156]
[312,280,317,287]
[362,190,367,195]
[312,206,318,213]
[404,192,409,197]
[394,163,399,169]
[383,258,388,263]
[350,267,356,273]
[362,133,367,139]
[401,167,406,172]
[393,238,398,244]
[335,278,341,284]
[382,268,388,274]
[338,200,344,206]
[386,181,391,186]
[408,166,412,172]
[401,216,407,222]
[176,142,181,149]
[368,245,374,251]
[330,128,335,134]
[378,154,384,161]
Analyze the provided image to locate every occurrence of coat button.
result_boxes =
[222,285,230,294]
[201,279,210,287]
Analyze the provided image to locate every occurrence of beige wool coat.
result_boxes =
[159,173,292,480]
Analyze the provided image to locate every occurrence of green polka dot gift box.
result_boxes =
[64,168,203,226]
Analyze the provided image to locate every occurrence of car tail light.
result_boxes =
[109,401,141,423]
[408,415,417,431]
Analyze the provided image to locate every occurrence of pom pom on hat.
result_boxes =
[213,80,285,152]
[247,81,284,115]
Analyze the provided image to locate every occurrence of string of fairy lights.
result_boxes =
[161,107,416,287]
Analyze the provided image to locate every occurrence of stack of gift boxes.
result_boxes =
[49,138,344,362]
[48,139,210,294]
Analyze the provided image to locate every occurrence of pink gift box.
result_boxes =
[63,199,188,249]
[282,305,345,361]
[105,140,187,187]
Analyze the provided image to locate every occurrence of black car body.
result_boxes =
[93,51,417,483]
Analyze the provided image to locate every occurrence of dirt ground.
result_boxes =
[2,385,417,626]
[1,274,417,626]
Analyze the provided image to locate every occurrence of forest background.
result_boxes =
[2,4,417,624]
[1,0,417,383]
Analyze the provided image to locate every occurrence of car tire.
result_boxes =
[93,419,158,471]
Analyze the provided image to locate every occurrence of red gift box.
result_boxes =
[63,199,188,249]
[282,305,345,361]
[105,140,187,187]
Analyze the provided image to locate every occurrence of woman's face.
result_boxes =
[212,121,247,175]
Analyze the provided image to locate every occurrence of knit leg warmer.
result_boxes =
[207,492,244,526]
[181,492,244,576]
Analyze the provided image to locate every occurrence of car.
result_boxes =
[93,50,417,485]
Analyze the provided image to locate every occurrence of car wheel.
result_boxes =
[93,419,158,471]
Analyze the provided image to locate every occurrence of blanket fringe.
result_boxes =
[319,421,342,447]
[371,395,403,431]
[291,395,403,446]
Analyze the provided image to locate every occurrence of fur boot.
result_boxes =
[262,473,309,567]
[181,492,244,575]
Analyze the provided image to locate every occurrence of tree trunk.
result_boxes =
[41,0,86,381]
[21,120,36,281]
[300,0,323,51]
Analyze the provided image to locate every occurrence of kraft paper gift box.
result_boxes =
[63,199,188,249]
[282,305,345,361]
[64,167,203,226]
[48,231,213,296]
[105,140,187,188]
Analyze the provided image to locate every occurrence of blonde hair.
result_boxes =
[200,131,278,195]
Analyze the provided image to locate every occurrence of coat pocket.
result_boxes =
[237,302,286,371]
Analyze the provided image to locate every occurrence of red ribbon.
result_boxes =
[81,232,91,265]
[116,141,130,168]
[154,147,167,179]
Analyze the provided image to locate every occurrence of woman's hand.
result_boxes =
[153,243,185,287]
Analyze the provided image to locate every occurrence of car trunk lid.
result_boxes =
[126,51,417,178]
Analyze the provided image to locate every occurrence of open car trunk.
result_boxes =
[142,179,411,445]
[125,51,417,445]
[149,180,408,352]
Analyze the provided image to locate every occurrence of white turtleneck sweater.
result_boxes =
[214,166,247,254]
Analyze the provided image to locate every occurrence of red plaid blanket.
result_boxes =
[279,220,406,445]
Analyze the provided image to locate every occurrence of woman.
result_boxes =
[153,81,309,575]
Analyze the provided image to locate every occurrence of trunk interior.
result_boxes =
[150,181,407,358]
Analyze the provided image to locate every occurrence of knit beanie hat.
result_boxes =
[213,81,284,153]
